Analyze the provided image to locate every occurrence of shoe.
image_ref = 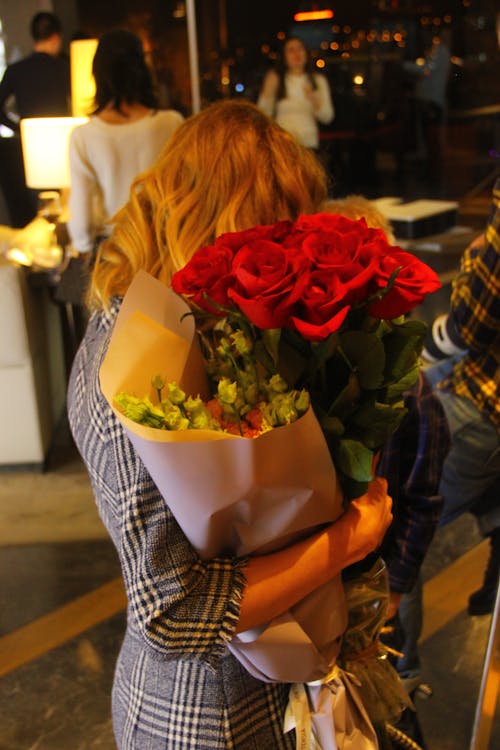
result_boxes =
[468,528,500,616]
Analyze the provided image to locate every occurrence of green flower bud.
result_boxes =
[231,330,253,356]
[267,374,289,395]
[216,337,232,358]
[163,403,190,430]
[218,378,238,405]
[191,408,220,430]
[295,389,310,414]
[244,382,260,406]
[115,393,166,429]
[167,382,186,405]
[185,395,204,414]
[151,374,166,391]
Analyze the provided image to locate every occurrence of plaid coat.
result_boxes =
[67,303,296,750]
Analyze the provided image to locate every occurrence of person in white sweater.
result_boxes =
[67,28,184,256]
[257,35,334,151]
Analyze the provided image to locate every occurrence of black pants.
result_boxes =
[0,136,38,227]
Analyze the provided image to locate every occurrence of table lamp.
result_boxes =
[14,117,88,268]
[20,116,88,195]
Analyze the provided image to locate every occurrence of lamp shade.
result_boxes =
[70,38,98,117]
[20,117,88,189]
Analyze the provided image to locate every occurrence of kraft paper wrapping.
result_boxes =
[99,271,378,749]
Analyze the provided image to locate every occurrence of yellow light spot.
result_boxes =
[294,10,334,22]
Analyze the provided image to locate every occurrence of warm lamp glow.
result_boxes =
[70,38,98,117]
[20,117,88,189]
[294,10,334,22]
[5,217,64,269]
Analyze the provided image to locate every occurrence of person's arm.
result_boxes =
[67,127,101,254]
[88,345,391,667]
[308,74,335,125]
[237,476,392,632]
[256,69,279,118]
[450,180,500,350]
[71,301,391,673]
[422,312,467,362]
[378,373,449,613]
[422,231,488,362]
[0,67,20,132]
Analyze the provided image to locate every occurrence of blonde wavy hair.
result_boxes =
[89,99,329,310]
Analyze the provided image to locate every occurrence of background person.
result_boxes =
[421,191,500,616]
[59,28,184,349]
[67,28,184,257]
[392,179,500,723]
[257,35,334,154]
[0,11,70,227]
[68,99,393,750]
[403,29,452,180]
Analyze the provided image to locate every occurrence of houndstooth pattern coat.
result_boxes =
[67,303,296,750]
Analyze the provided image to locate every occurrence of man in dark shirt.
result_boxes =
[0,12,70,226]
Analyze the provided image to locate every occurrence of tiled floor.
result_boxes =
[1,431,498,750]
[1,142,499,749]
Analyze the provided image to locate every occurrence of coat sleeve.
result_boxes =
[313,74,335,125]
[0,67,19,131]
[379,373,449,594]
[256,70,279,118]
[67,313,248,671]
[67,126,102,254]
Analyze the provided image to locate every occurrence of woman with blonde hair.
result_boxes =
[89,97,328,307]
[69,99,392,749]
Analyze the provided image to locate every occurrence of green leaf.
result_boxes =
[384,363,421,402]
[253,339,277,375]
[320,415,345,436]
[311,331,340,367]
[352,401,407,450]
[339,331,385,389]
[382,320,427,382]
[261,328,281,367]
[328,371,362,419]
[334,439,374,482]
[396,319,429,336]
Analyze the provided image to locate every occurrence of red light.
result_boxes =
[294,10,334,22]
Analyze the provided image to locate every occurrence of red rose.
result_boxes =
[215,221,294,251]
[171,243,235,314]
[367,250,441,319]
[282,214,391,339]
[228,240,310,329]
[290,270,351,340]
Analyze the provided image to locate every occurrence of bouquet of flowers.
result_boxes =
[100,213,440,750]
[169,213,439,501]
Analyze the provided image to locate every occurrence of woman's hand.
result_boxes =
[237,477,392,633]
[335,477,393,566]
